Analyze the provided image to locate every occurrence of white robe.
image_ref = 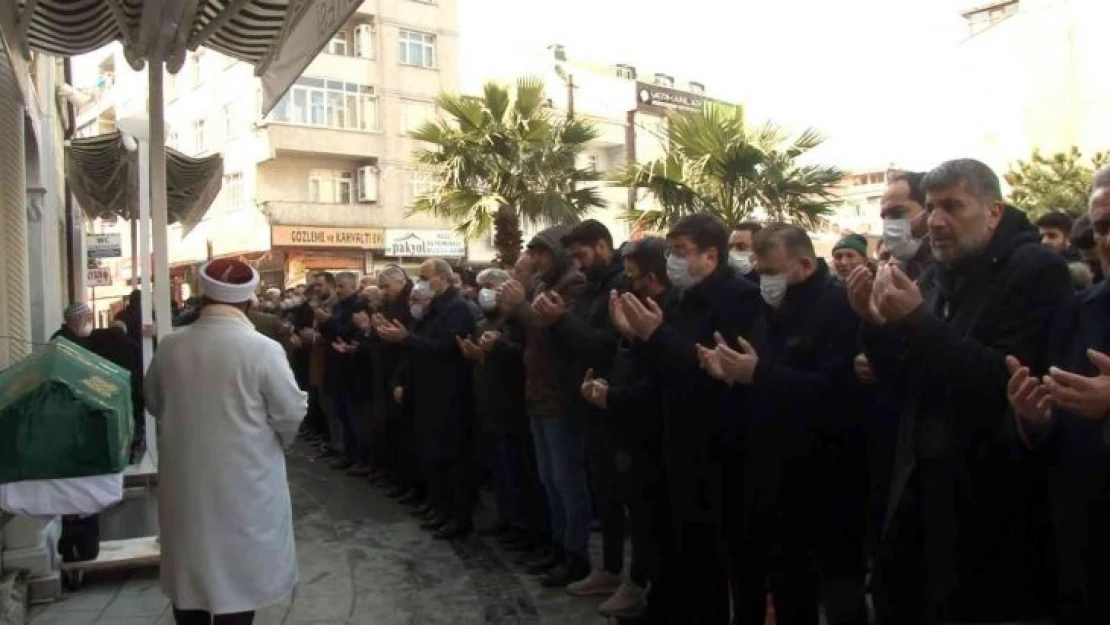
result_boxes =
[144,306,307,614]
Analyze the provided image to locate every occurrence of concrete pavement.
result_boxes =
[29,445,610,624]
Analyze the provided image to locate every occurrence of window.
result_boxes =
[222,102,235,139]
[408,171,437,205]
[223,172,244,210]
[354,24,374,59]
[399,30,436,68]
[327,31,349,56]
[401,99,437,134]
[192,119,206,152]
[188,52,202,87]
[269,78,379,131]
[309,170,354,204]
[166,130,179,150]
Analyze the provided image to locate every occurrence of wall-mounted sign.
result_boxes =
[86,232,122,258]
[271,225,384,250]
[384,229,466,258]
[635,82,709,114]
[87,267,112,287]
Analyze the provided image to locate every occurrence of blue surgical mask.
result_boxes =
[666,254,698,289]
[410,304,425,320]
[478,288,498,312]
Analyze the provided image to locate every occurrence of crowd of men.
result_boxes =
[217,157,1110,625]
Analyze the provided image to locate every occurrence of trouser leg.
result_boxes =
[531,418,563,547]
[588,424,626,574]
[173,607,211,625]
[674,519,730,625]
[547,418,591,558]
[212,612,254,625]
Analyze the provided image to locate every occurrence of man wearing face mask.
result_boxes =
[379,259,476,539]
[459,269,542,549]
[880,171,934,280]
[368,266,416,499]
[729,222,762,283]
[848,159,1068,624]
[699,224,866,625]
[531,219,627,595]
[608,213,762,624]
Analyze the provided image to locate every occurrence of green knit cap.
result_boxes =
[833,233,869,257]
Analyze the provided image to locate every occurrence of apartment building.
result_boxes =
[464,44,719,262]
[75,0,460,292]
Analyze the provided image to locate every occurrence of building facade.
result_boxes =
[74,0,462,294]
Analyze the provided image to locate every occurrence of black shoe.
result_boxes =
[541,553,590,588]
[433,520,473,540]
[397,492,423,506]
[420,515,447,531]
[526,548,563,575]
[386,486,409,499]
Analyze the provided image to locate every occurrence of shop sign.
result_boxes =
[271,225,384,250]
[86,233,122,258]
[635,82,708,113]
[87,267,112,287]
[384,229,466,258]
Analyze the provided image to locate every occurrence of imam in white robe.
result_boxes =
[144,305,307,614]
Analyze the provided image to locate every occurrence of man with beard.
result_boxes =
[532,219,626,595]
[370,266,416,499]
[849,159,1068,624]
[497,225,591,587]
[581,236,677,621]
[319,272,368,475]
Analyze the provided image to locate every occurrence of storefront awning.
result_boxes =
[66,132,223,235]
[8,0,363,115]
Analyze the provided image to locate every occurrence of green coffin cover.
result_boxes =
[0,337,134,484]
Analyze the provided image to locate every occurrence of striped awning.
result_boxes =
[7,0,362,114]
[67,132,223,235]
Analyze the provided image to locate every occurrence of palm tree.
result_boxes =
[410,78,606,266]
[618,102,844,231]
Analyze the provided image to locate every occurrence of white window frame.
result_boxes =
[309,169,355,204]
[327,30,349,56]
[408,170,437,205]
[354,24,375,59]
[268,78,378,132]
[192,119,206,153]
[398,29,437,69]
[222,102,235,139]
[223,172,244,211]
[401,99,437,134]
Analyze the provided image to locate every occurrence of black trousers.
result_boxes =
[396,411,425,495]
[422,457,473,523]
[588,423,627,574]
[173,607,253,625]
[304,386,328,440]
[617,442,666,587]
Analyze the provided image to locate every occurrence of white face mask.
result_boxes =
[413,280,433,297]
[729,251,754,275]
[666,254,699,289]
[759,274,789,308]
[478,288,498,312]
[410,304,425,320]
[882,218,922,262]
[79,322,93,337]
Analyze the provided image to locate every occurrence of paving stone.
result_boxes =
[28,609,101,625]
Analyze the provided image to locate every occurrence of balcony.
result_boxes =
[257,122,383,160]
[261,201,385,229]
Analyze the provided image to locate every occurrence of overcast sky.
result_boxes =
[458,0,973,168]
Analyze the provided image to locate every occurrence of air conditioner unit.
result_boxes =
[356,165,379,203]
[354,24,374,59]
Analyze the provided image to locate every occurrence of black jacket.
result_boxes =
[471,312,527,436]
[618,265,763,523]
[394,286,476,459]
[319,293,361,392]
[370,282,414,422]
[1035,281,1110,624]
[863,206,1069,623]
[550,253,625,380]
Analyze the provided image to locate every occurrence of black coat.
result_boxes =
[394,287,476,460]
[1037,280,1110,624]
[625,266,763,523]
[370,283,413,423]
[471,313,527,436]
[863,207,1069,623]
[319,293,361,393]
